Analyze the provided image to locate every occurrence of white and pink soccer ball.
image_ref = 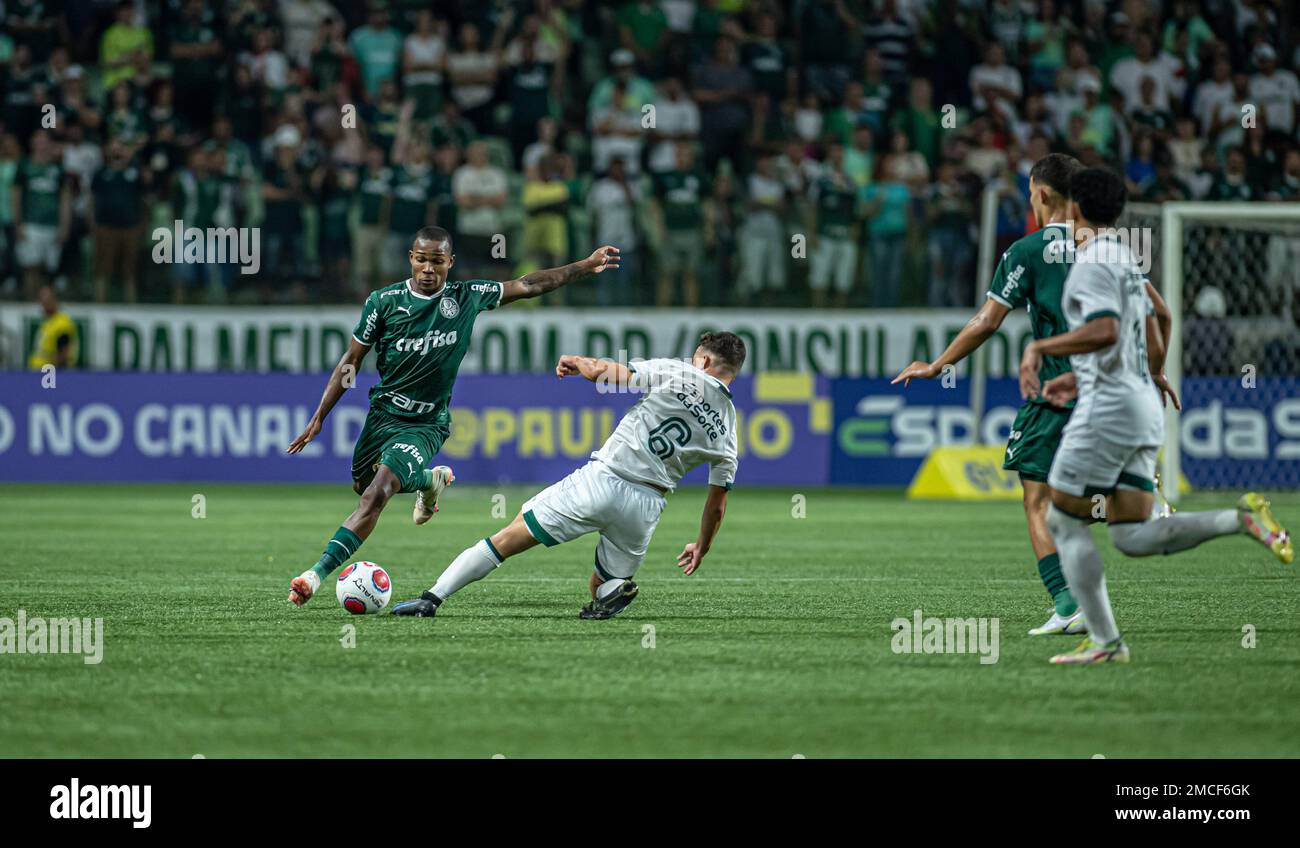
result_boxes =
[336,561,392,614]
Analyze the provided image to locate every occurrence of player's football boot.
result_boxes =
[389,590,441,618]
[413,465,455,525]
[1049,637,1131,665]
[288,570,321,607]
[1028,608,1087,636]
[1238,493,1294,564]
[579,580,639,620]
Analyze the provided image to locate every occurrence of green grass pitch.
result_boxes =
[2,483,1297,758]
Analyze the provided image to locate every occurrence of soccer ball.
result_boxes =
[336,561,392,614]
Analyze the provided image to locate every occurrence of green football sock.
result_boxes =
[418,468,435,491]
[312,527,363,580]
[1037,553,1078,617]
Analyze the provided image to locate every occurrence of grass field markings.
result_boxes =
[642,623,656,648]
[340,623,356,648]
[191,494,207,518]
[791,493,806,518]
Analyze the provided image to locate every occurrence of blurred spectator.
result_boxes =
[169,0,224,136]
[970,43,1022,120]
[522,152,572,287]
[13,129,70,297]
[446,21,504,135]
[101,1,153,92]
[737,153,787,304]
[28,284,77,369]
[403,11,447,118]
[925,160,976,308]
[280,0,337,69]
[586,157,640,306]
[862,155,911,308]
[353,144,391,294]
[348,3,403,97]
[652,143,706,307]
[452,140,507,279]
[691,37,752,171]
[808,142,858,309]
[1250,44,1300,140]
[90,136,147,301]
[647,77,700,174]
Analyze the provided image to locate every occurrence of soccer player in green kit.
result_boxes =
[285,226,620,606]
[894,153,1167,636]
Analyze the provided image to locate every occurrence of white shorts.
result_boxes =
[521,461,667,580]
[809,236,857,293]
[17,224,60,271]
[1048,430,1158,499]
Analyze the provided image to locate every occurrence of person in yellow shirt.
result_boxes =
[100,2,154,92]
[29,285,78,369]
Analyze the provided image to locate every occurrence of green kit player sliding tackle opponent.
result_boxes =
[285,226,621,606]
[893,153,1177,637]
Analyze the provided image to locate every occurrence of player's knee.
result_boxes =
[1046,503,1086,542]
[358,482,392,515]
[1109,521,1156,557]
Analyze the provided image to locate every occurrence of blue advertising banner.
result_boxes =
[0,372,831,486]
[830,378,1022,485]
[830,376,1300,489]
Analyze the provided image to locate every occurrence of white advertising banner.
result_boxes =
[0,304,1033,376]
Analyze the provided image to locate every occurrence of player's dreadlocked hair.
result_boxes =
[412,226,453,251]
[698,332,747,375]
[1028,153,1082,201]
[1069,167,1128,227]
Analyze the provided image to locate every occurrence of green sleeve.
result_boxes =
[987,242,1029,309]
[466,280,505,312]
[352,292,384,345]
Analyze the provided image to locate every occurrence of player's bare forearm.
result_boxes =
[696,486,728,553]
[1145,312,1167,374]
[554,354,632,387]
[1029,316,1119,358]
[892,299,1008,385]
[500,246,620,305]
[678,485,728,576]
[288,339,368,453]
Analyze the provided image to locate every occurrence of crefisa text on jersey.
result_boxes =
[49,779,151,828]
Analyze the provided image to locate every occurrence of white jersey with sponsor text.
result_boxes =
[1060,233,1164,446]
[590,358,739,493]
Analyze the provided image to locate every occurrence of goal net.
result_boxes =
[1123,202,1300,500]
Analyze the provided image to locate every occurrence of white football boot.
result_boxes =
[288,570,322,607]
[413,465,455,525]
[1028,607,1087,636]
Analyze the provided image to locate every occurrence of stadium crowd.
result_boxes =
[1,0,1298,308]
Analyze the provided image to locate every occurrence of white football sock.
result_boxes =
[596,577,628,601]
[1109,510,1239,557]
[431,539,502,601]
[1047,505,1121,645]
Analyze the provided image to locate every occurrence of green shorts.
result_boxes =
[350,406,450,493]
[1004,401,1072,483]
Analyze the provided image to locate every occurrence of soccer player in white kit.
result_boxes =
[390,332,745,620]
[1019,167,1293,665]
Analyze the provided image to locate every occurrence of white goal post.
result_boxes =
[1130,202,1300,502]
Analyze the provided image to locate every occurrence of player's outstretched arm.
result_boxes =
[499,246,621,306]
[892,298,1010,386]
[677,485,728,576]
[554,354,633,388]
[287,337,371,453]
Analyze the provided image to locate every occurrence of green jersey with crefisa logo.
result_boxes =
[987,221,1075,406]
[352,278,504,423]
